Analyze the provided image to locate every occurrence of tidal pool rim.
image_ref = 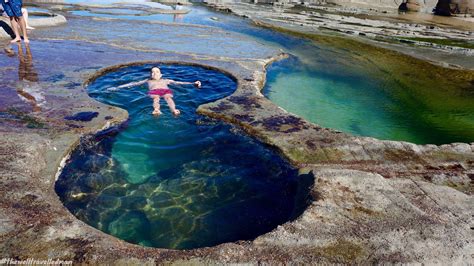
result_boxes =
[53,60,314,251]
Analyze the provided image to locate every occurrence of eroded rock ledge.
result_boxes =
[1,49,472,263]
[206,2,474,70]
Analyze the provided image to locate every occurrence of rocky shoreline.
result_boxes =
[0,2,473,264]
[208,2,474,69]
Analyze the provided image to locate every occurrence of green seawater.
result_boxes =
[264,50,474,144]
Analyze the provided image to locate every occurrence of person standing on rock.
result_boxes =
[1,0,29,43]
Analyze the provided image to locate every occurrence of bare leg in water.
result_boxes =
[9,16,29,43]
[164,94,180,116]
[152,95,162,116]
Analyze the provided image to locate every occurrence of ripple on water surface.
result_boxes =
[55,64,311,249]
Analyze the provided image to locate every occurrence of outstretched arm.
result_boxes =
[168,79,201,88]
[108,79,148,91]
[116,79,148,89]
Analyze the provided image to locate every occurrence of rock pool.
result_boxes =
[55,64,311,250]
[0,0,472,263]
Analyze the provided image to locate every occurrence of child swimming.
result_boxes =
[112,67,201,116]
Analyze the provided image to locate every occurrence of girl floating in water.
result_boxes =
[111,67,201,116]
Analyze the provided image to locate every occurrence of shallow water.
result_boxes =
[55,64,310,249]
[70,9,202,24]
[67,4,258,28]
[27,7,51,13]
[63,3,474,144]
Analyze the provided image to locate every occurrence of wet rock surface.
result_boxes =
[64,111,99,122]
[0,1,473,264]
[208,2,474,69]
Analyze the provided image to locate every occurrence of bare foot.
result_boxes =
[152,109,162,116]
[10,38,21,43]
[4,47,15,57]
[172,109,181,116]
[23,38,30,44]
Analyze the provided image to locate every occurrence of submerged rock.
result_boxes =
[107,211,150,243]
[1,3,473,262]
[100,184,129,197]
[94,194,121,209]
[65,112,99,122]
[120,196,148,210]
[83,173,112,190]
[80,155,111,173]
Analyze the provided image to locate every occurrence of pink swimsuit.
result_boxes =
[148,88,173,96]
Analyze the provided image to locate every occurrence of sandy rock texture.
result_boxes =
[2,56,472,262]
[253,168,473,264]
[0,2,473,264]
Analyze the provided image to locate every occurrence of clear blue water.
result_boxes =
[55,64,311,249]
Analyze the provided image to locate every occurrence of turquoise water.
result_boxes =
[264,55,474,144]
[55,64,311,249]
[66,3,474,144]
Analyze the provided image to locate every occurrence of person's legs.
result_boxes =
[151,95,162,115]
[21,8,34,30]
[9,17,21,43]
[164,94,180,115]
[18,16,28,43]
